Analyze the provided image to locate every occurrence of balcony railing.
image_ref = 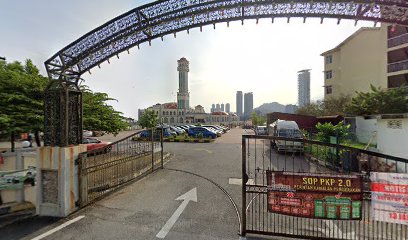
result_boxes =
[388,33,408,48]
[388,59,408,73]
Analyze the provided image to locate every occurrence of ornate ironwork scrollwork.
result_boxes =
[43,0,408,146]
[44,79,82,147]
[45,0,408,81]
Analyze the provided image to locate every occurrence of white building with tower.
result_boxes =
[177,57,190,110]
[297,69,311,108]
[138,58,239,126]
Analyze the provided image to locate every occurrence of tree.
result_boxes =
[296,95,352,117]
[323,94,352,116]
[0,59,49,150]
[81,85,129,135]
[138,109,158,129]
[347,85,408,116]
[296,101,324,116]
[251,111,266,126]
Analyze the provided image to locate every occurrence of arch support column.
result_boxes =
[44,79,82,147]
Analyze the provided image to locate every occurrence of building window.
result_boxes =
[325,55,333,64]
[325,70,333,80]
[325,85,333,95]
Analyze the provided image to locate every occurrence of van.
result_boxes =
[255,126,268,135]
[268,120,304,152]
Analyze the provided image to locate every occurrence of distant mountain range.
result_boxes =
[254,102,297,115]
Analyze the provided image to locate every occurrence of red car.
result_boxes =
[82,138,111,153]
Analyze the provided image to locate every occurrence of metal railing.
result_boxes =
[77,128,163,207]
[242,135,408,240]
[388,59,408,73]
[388,33,408,48]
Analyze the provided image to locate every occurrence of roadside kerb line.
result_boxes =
[31,216,85,240]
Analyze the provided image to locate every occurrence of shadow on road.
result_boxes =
[0,215,60,240]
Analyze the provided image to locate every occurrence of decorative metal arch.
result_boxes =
[45,0,408,81]
[44,0,408,146]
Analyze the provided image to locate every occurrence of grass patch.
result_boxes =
[342,141,375,150]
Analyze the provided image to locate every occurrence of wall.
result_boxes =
[355,117,378,145]
[0,149,37,205]
[323,26,387,99]
[377,118,408,159]
[37,145,87,217]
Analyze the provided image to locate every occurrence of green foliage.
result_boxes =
[251,111,266,126]
[197,132,203,139]
[0,58,129,140]
[347,85,408,115]
[81,85,129,135]
[304,145,340,166]
[315,121,350,143]
[296,101,324,116]
[138,109,158,129]
[0,59,49,136]
[296,95,351,116]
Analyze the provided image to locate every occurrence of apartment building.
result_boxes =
[387,25,408,88]
[297,69,311,107]
[321,27,388,99]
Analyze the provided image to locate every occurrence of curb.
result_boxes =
[0,202,36,228]
[0,202,35,216]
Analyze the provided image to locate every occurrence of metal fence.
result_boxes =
[77,128,163,207]
[242,135,408,240]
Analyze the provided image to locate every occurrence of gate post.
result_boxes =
[36,145,87,217]
[241,136,247,237]
[37,77,85,217]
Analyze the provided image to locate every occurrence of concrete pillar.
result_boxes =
[36,145,86,217]
[15,150,24,203]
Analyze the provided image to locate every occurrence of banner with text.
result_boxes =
[266,171,363,220]
[371,172,408,225]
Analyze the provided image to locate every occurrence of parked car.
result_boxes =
[268,120,303,152]
[203,125,227,133]
[178,125,190,131]
[202,126,222,137]
[188,127,217,139]
[169,126,185,135]
[140,127,175,139]
[82,138,111,153]
[255,126,268,135]
[83,130,93,137]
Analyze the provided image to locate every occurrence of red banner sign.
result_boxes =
[266,171,363,220]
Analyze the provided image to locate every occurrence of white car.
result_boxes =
[83,130,93,137]
[255,126,268,135]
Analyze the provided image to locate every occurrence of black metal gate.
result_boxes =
[77,129,163,207]
[242,135,408,240]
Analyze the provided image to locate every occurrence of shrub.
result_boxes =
[315,121,350,144]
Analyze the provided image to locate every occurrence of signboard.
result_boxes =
[370,172,408,225]
[266,171,363,220]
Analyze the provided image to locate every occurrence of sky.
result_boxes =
[0,0,376,119]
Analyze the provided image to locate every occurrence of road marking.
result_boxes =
[194,148,212,154]
[31,215,85,240]
[229,178,254,185]
[156,188,198,239]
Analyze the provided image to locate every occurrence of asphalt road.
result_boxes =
[1,128,258,240]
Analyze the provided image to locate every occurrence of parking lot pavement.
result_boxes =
[2,128,247,240]
[2,128,313,240]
